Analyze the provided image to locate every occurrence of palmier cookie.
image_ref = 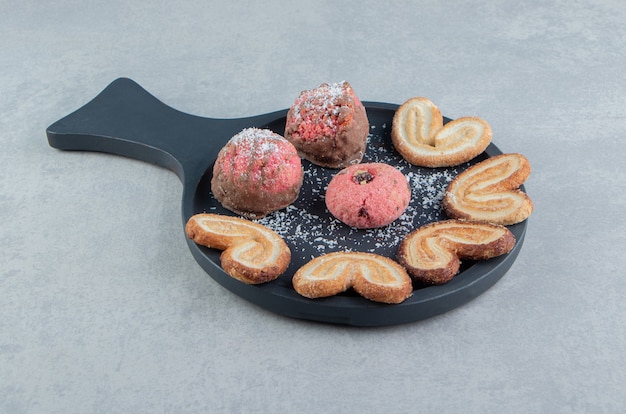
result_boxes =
[443,153,533,225]
[185,213,290,284]
[292,252,413,304]
[397,219,515,285]
[391,97,492,167]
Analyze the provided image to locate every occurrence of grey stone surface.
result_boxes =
[1,1,625,413]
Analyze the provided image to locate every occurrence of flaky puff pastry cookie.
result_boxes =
[443,153,533,225]
[391,97,492,167]
[397,220,515,285]
[186,213,290,284]
[292,252,413,304]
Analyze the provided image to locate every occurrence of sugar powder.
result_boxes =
[255,125,470,263]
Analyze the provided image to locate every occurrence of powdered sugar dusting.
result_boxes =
[293,82,349,116]
[198,111,487,273]
[229,127,287,154]
[290,82,353,132]
[254,124,468,264]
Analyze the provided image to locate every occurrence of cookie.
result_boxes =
[443,153,533,225]
[186,213,291,284]
[292,252,413,304]
[211,128,303,219]
[391,97,492,167]
[397,219,515,285]
[325,163,411,229]
[284,81,369,168]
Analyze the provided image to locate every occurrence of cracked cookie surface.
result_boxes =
[324,163,411,229]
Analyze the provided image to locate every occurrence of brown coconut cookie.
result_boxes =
[284,81,369,168]
[211,128,304,219]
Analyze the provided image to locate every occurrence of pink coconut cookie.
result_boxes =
[284,81,369,168]
[325,163,411,229]
[211,128,304,219]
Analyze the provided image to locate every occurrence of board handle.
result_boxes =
[46,77,274,183]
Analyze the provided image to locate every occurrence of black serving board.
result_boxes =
[47,78,527,326]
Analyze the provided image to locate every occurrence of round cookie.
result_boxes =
[325,163,411,229]
[211,128,304,219]
[284,81,369,168]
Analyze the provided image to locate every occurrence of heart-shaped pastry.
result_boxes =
[292,252,413,304]
[186,213,291,284]
[391,97,492,167]
[443,153,533,225]
[397,219,515,285]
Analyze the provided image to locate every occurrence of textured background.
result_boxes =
[1,1,625,412]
